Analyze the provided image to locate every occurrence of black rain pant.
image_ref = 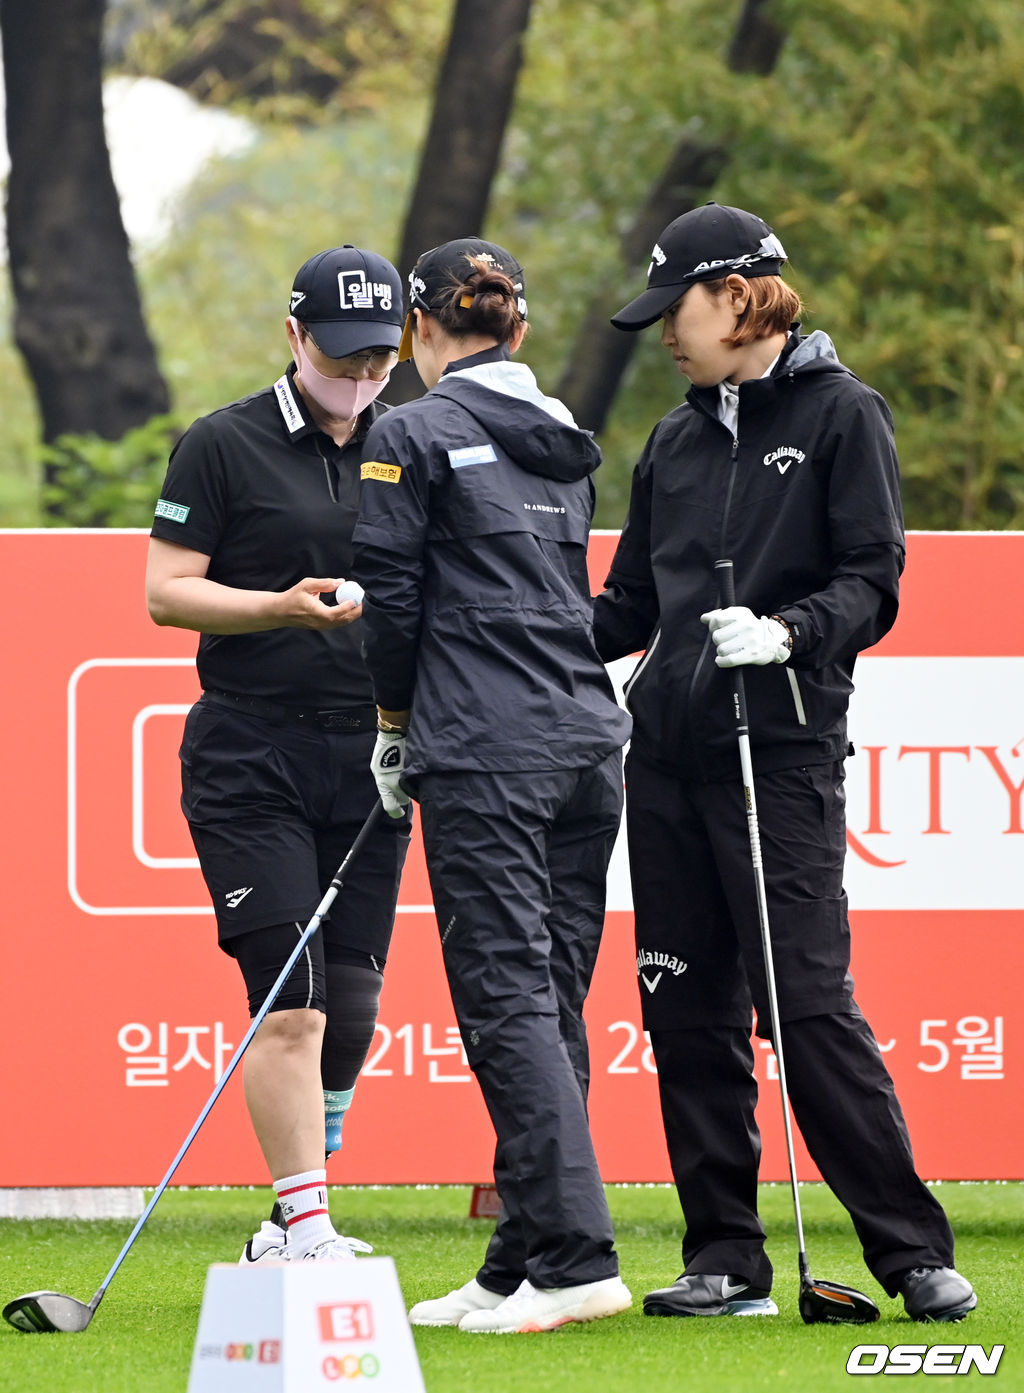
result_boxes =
[626,749,956,1297]
[416,755,624,1293]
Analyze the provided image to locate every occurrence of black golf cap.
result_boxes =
[399,237,527,360]
[611,202,788,331]
[289,245,404,357]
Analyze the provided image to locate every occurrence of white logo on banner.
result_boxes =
[844,657,1024,909]
[601,656,1024,913]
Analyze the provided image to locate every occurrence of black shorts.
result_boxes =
[180,696,410,961]
[625,750,855,1036]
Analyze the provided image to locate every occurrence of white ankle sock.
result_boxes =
[273,1168,336,1255]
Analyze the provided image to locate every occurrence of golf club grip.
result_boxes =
[714,557,737,608]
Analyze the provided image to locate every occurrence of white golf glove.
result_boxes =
[700,606,791,667]
[370,731,410,818]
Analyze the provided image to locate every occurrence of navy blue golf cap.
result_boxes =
[289,245,404,357]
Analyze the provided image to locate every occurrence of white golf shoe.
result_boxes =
[239,1220,289,1264]
[408,1277,507,1326]
[459,1275,632,1333]
[296,1234,374,1262]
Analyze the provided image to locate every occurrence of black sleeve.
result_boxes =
[776,542,904,667]
[355,545,425,711]
[149,415,229,557]
[592,441,660,662]
[352,413,433,711]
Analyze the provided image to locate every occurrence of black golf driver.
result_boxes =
[3,803,384,1334]
[715,560,879,1326]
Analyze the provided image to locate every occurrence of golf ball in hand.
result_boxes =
[335,579,365,606]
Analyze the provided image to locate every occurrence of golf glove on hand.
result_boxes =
[701,606,791,667]
[370,731,410,818]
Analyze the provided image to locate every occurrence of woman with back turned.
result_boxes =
[353,237,633,1334]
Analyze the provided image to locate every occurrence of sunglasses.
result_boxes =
[303,331,399,374]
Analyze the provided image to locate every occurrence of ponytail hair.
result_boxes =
[430,256,527,346]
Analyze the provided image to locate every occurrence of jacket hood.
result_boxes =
[779,327,846,374]
[430,362,602,484]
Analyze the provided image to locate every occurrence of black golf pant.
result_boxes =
[651,1017,954,1296]
[627,751,956,1298]
[416,757,624,1294]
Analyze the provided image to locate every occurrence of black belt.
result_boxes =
[203,688,378,733]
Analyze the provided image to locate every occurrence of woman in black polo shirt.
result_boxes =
[146,245,410,1264]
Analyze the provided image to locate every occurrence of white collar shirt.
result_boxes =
[717,351,782,438]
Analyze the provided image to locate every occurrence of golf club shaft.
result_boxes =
[714,559,808,1263]
[90,802,385,1306]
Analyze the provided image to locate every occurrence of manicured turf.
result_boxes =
[0,1182,1019,1391]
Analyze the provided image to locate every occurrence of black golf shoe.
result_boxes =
[644,1273,778,1317]
[899,1267,977,1322]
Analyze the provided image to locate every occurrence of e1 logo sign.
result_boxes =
[318,1301,375,1342]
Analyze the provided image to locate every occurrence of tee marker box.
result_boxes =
[469,1183,502,1219]
[187,1257,425,1392]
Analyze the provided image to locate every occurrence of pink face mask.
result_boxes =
[290,319,391,418]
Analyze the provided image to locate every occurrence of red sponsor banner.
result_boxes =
[0,530,1021,1186]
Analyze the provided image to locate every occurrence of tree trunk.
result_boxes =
[1,0,170,466]
[556,0,788,431]
[388,0,533,404]
[557,128,726,430]
[727,0,787,75]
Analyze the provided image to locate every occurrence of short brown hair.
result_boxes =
[706,275,802,346]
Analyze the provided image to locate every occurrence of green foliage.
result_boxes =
[2,0,1023,530]
[725,0,1024,528]
[138,106,427,424]
[0,336,43,527]
[497,0,1024,528]
[40,414,180,528]
[119,0,448,122]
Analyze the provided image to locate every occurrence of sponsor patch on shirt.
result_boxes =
[154,498,190,524]
[447,444,498,468]
[273,374,306,434]
[361,461,403,484]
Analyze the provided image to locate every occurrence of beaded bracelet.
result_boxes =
[770,615,794,652]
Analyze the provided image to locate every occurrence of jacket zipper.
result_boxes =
[685,429,740,776]
[718,434,740,560]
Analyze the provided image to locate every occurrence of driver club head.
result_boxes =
[3,1290,97,1334]
[799,1276,880,1325]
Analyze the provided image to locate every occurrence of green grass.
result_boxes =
[0,1183,1020,1391]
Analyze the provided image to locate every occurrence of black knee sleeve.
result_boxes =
[320,960,384,1093]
